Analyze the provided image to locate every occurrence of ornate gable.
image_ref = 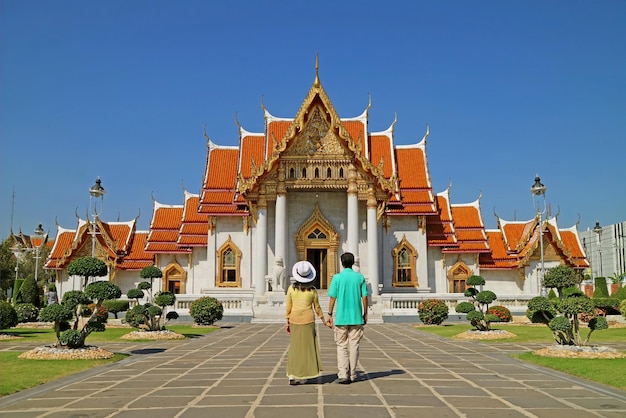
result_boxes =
[237,60,397,204]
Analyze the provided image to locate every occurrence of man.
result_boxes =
[326,252,369,384]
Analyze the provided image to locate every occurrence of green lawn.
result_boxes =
[416,323,626,390]
[415,323,626,344]
[0,324,219,344]
[0,324,220,396]
[513,353,626,391]
[0,352,128,396]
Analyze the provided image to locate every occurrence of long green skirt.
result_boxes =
[286,323,323,379]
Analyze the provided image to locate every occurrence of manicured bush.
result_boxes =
[60,329,83,348]
[12,279,24,304]
[487,305,512,322]
[0,301,18,330]
[19,275,41,308]
[127,288,145,300]
[527,265,608,346]
[190,297,224,325]
[124,287,178,331]
[455,275,498,331]
[14,303,39,323]
[593,277,609,298]
[102,299,130,319]
[620,300,626,319]
[38,303,73,342]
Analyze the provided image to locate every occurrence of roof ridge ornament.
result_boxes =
[314,52,320,87]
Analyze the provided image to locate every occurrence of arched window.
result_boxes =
[327,167,332,178]
[302,167,307,178]
[392,236,417,287]
[339,167,344,178]
[314,167,320,178]
[217,236,242,287]
[289,168,296,178]
[448,261,471,293]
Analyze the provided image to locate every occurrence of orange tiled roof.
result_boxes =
[444,202,489,253]
[178,192,208,247]
[145,202,190,254]
[479,230,520,269]
[369,134,394,178]
[343,120,367,156]
[427,191,456,246]
[266,120,291,156]
[116,232,154,270]
[387,144,436,215]
[479,215,588,271]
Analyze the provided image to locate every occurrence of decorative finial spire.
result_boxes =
[314,52,320,87]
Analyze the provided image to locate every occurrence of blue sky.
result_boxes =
[1,0,625,240]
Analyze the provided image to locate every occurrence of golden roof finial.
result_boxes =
[314,52,320,87]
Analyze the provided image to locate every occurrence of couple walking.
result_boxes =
[285,252,369,385]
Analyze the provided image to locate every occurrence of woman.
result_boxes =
[286,260,328,385]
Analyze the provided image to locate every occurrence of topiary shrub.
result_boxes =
[620,300,626,319]
[19,275,41,308]
[487,305,512,322]
[593,277,609,298]
[455,275,498,331]
[12,279,24,304]
[59,329,83,348]
[124,283,178,331]
[190,297,224,325]
[0,301,18,330]
[102,299,130,319]
[527,265,607,346]
[38,303,73,342]
[14,303,39,323]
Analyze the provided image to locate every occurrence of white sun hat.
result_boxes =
[292,260,316,283]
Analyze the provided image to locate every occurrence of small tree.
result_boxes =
[125,281,178,331]
[140,265,162,302]
[526,265,607,346]
[39,280,121,348]
[455,275,499,331]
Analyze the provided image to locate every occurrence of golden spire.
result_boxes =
[314,52,320,87]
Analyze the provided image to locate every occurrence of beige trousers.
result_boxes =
[333,325,364,380]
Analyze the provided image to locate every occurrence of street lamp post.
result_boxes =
[530,175,547,297]
[32,224,45,284]
[89,178,105,257]
[593,221,603,277]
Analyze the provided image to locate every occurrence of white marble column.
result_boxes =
[275,193,287,262]
[367,188,379,295]
[347,165,359,256]
[254,200,268,296]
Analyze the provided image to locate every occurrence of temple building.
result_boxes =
[44,65,589,320]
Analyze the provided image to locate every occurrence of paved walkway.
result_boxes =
[1,323,626,418]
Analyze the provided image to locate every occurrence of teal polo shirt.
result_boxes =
[328,268,368,326]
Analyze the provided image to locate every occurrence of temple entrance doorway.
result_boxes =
[307,248,327,289]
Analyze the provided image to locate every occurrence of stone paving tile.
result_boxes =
[324,405,394,418]
[2,323,626,418]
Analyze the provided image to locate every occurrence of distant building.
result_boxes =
[44,67,590,320]
[579,221,626,280]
